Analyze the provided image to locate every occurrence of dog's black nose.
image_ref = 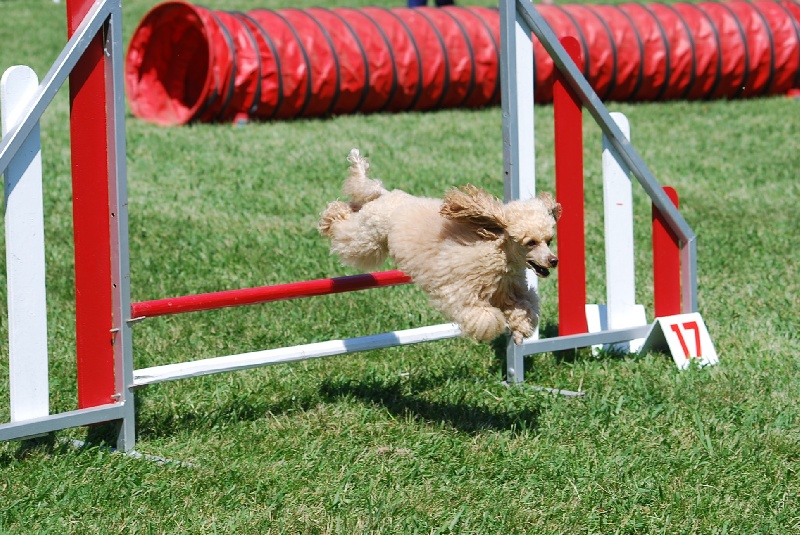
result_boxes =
[548,255,558,268]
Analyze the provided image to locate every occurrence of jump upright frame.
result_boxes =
[0,0,697,452]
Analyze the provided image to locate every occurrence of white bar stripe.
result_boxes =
[133,323,463,387]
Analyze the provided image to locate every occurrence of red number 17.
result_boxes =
[670,321,702,358]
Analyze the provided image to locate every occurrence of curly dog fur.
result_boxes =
[319,149,561,344]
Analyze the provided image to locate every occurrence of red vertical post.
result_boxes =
[67,0,117,408]
[652,186,681,318]
[554,36,588,336]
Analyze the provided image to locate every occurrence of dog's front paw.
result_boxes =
[507,309,536,345]
[511,326,532,345]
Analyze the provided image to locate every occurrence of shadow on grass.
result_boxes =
[0,434,59,465]
[132,362,541,441]
[0,425,126,466]
[134,387,325,441]
[318,373,541,436]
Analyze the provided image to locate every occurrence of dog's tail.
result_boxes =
[344,149,387,206]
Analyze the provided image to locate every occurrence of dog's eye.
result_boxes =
[525,239,538,247]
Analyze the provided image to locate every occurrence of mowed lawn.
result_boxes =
[1,0,799,533]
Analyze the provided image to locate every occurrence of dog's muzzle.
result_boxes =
[528,255,558,278]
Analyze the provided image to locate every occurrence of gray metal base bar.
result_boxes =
[0,402,125,442]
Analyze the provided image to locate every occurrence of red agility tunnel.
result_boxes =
[125,1,800,125]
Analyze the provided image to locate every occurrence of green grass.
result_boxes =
[1,0,800,533]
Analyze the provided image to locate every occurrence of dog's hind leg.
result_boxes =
[319,204,389,271]
[318,200,354,238]
[450,305,507,342]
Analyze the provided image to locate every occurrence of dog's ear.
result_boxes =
[440,185,507,239]
[537,191,562,222]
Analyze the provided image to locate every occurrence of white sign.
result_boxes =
[641,313,718,370]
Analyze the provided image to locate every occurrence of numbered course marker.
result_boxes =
[640,313,718,370]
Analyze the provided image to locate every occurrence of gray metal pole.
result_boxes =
[103,1,137,452]
[500,0,537,383]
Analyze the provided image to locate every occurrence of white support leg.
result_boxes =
[586,112,646,353]
[1,66,49,421]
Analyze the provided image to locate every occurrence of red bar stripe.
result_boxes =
[130,270,413,319]
[653,186,681,317]
[554,36,589,337]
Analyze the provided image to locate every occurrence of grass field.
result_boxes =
[1,0,799,532]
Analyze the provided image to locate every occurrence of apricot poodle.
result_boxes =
[319,149,561,344]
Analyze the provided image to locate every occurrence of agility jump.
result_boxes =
[0,0,700,453]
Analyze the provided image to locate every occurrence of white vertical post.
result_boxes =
[501,0,536,383]
[603,113,635,322]
[501,0,536,203]
[1,66,49,421]
[594,112,646,352]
